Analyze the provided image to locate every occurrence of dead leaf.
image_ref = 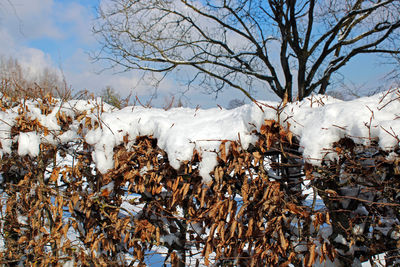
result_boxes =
[307,244,316,266]
[219,141,227,162]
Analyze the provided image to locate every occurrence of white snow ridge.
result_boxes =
[0,89,399,182]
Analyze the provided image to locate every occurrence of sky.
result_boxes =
[0,0,395,108]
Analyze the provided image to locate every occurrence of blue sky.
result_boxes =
[0,0,394,108]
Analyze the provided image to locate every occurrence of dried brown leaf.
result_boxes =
[219,141,227,162]
[204,242,211,266]
[307,244,317,267]
[18,235,28,244]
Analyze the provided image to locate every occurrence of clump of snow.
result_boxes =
[352,223,365,236]
[160,234,179,246]
[18,132,40,157]
[334,234,348,245]
[0,90,400,181]
[386,152,399,162]
[283,91,400,164]
[100,181,114,194]
[0,110,17,156]
[390,230,400,240]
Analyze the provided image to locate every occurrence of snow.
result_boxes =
[0,90,399,182]
[160,234,179,246]
[352,223,365,236]
[17,132,40,157]
[0,110,16,156]
[390,230,400,240]
[284,91,400,164]
[334,234,348,245]
[120,194,145,216]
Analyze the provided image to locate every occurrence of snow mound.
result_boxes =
[285,90,400,164]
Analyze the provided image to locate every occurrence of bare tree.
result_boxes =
[93,0,400,102]
[0,55,69,99]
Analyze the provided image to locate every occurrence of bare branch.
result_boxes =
[93,0,400,102]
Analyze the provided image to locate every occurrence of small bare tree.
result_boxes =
[93,0,400,102]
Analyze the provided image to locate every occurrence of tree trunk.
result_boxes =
[297,61,307,101]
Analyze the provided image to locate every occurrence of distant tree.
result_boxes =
[163,94,186,110]
[326,90,346,100]
[227,98,245,109]
[99,86,124,108]
[0,55,69,99]
[94,0,400,102]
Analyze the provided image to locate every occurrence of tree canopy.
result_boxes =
[94,0,400,102]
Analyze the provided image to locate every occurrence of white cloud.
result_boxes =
[0,1,61,70]
[1,0,63,41]
[0,27,16,52]
[0,0,245,108]
[0,2,56,81]
[64,50,176,96]
[54,1,97,45]
[0,0,97,44]
[0,1,93,88]
[18,48,55,79]
[0,0,157,96]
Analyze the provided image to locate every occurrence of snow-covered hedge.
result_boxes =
[2,89,399,180]
[0,90,399,266]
